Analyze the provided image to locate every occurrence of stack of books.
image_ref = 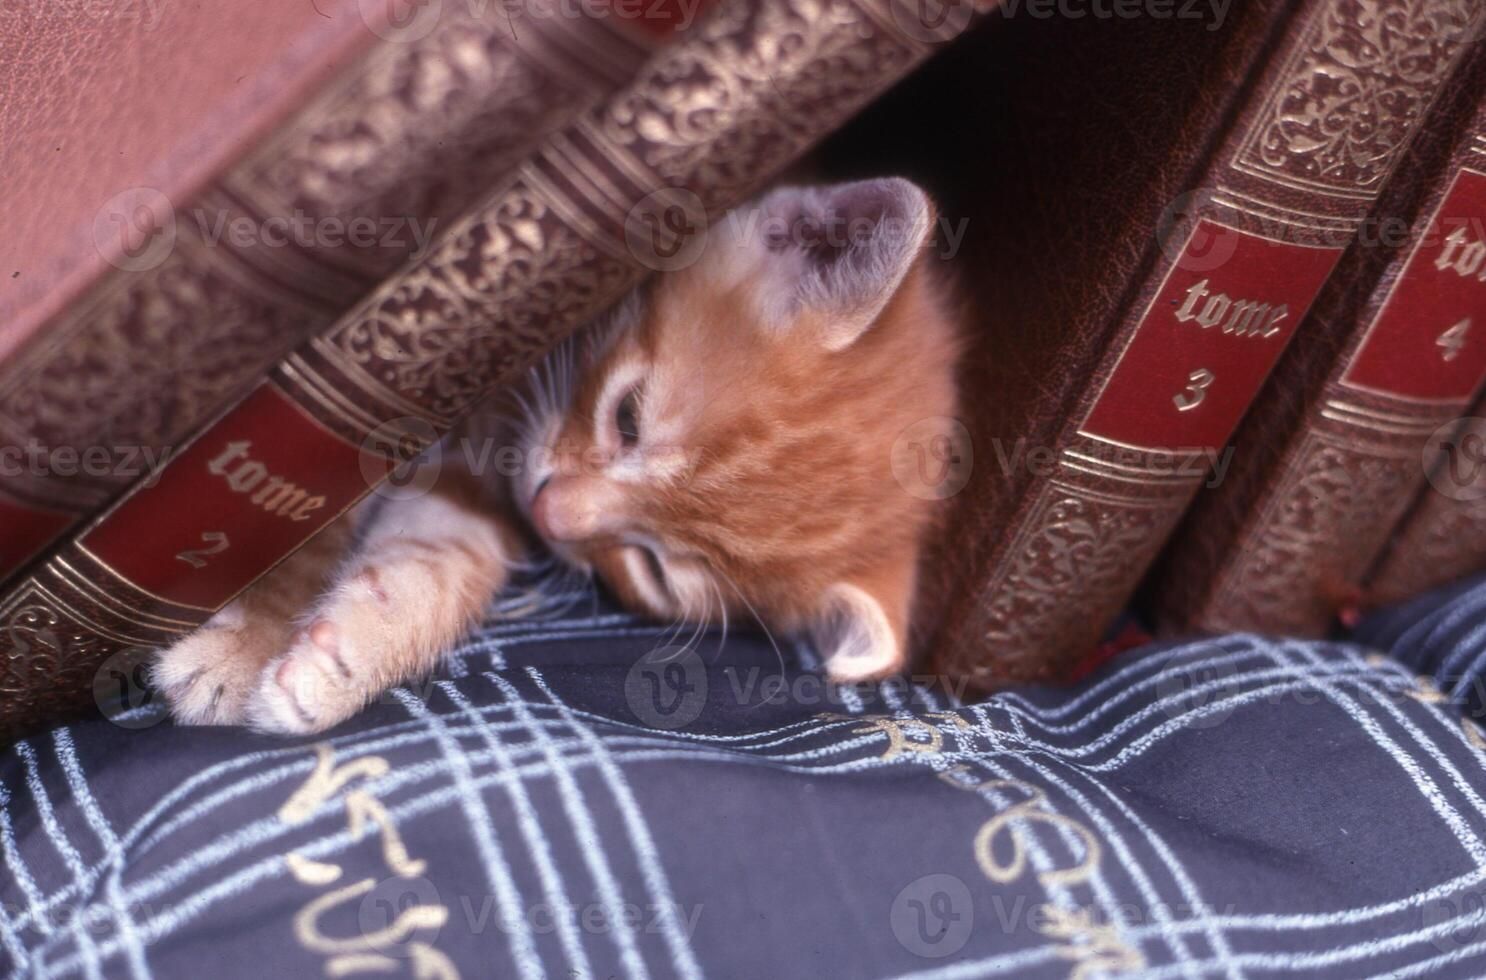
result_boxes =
[2,0,1483,737]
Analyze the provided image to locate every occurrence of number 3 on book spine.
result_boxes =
[1082,219,1343,452]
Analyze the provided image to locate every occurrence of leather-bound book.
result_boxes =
[1149,49,1486,638]
[891,0,1480,688]
[0,0,986,738]
[1367,391,1486,605]
[0,0,694,582]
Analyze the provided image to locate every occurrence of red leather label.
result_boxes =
[1083,219,1342,451]
[0,498,76,581]
[80,383,380,611]
[1342,168,1486,403]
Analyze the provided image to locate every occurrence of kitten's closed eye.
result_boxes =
[616,386,642,447]
[635,543,668,591]
[609,542,676,617]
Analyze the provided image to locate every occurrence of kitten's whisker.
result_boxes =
[536,366,554,418]
[683,588,709,654]
[659,608,687,650]
[509,386,537,424]
[492,549,600,623]
[538,338,575,420]
[711,575,730,657]
[716,569,787,681]
[533,567,587,618]
[561,337,576,397]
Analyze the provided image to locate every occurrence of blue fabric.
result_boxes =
[4,578,1486,978]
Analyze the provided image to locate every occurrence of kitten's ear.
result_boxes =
[808,551,917,682]
[753,177,934,351]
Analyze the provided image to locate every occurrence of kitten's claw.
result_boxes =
[152,609,284,726]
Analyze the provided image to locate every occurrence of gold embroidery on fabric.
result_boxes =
[851,716,947,758]
[294,877,448,955]
[934,746,1146,975]
[1038,905,1148,979]
[279,742,458,978]
[286,853,345,886]
[971,782,1102,889]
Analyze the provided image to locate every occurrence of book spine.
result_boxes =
[933,0,1481,686]
[0,0,984,738]
[0,3,682,583]
[1155,85,1486,636]
[1368,384,1486,604]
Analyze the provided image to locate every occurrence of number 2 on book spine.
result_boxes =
[176,532,230,569]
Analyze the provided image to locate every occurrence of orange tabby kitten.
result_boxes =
[152,177,962,733]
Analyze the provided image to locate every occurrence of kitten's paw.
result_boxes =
[247,563,436,735]
[248,620,369,735]
[243,497,511,735]
[152,607,285,726]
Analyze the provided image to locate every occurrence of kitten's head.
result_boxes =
[516,177,960,679]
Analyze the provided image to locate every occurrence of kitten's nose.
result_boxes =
[531,476,625,543]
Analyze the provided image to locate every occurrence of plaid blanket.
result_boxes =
[4,578,1486,979]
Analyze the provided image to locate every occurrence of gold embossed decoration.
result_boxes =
[317,0,951,426]
[1233,0,1479,197]
[0,235,314,509]
[319,186,636,426]
[967,485,1186,677]
[1370,484,1486,603]
[1204,432,1421,634]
